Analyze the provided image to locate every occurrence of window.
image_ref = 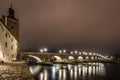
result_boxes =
[5,42,7,48]
[11,46,13,50]
[6,33,7,37]
[10,26,14,30]
[14,22,16,24]
[11,39,13,42]
[8,33,10,38]
[12,55,14,58]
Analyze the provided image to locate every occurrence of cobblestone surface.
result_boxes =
[0,62,34,80]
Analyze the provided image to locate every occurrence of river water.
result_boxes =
[29,63,120,80]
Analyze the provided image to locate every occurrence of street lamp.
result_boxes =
[43,48,48,52]
[59,50,62,53]
[75,50,78,54]
[63,50,66,53]
[83,51,85,55]
[40,49,43,53]
[70,51,73,54]
[93,53,96,55]
[89,52,92,55]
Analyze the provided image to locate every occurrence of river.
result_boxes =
[29,63,120,80]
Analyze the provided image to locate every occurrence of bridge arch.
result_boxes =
[50,56,62,62]
[85,56,89,61]
[91,56,94,60]
[68,56,74,61]
[25,55,42,63]
[78,56,83,61]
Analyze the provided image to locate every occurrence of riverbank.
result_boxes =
[0,62,34,80]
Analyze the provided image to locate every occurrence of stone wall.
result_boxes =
[0,62,34,80]
[0,21,18,62]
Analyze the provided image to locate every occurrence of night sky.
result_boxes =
[0,0,120,54]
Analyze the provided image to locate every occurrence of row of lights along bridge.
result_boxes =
[39,48,102,56]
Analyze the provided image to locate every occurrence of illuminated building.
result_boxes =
[0,5,19,62]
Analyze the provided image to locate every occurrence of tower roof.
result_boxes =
[7,4,17,20]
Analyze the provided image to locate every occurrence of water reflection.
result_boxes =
[39,69,48,80]
[29,63,106,80]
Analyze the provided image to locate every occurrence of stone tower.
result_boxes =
[6,4,19,42]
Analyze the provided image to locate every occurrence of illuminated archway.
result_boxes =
[78,56,83,61]
[85,56,89,61]
[26,55,42,62]
[91,56,94,60]
[68,56,74,60]
[51,56,62,62]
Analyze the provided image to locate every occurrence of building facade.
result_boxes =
[0,5,19,62]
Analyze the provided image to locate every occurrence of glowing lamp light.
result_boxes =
[63,50,66,53]
[44,48,48,52]
[93,53,96,55]
[83,51,85,55]
[89,52,92,55]
[70,51,73,54]
[59,50,62,53]
[74,50,78,54]
[40,49,43,53]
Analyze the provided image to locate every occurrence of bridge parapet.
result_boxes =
[21,52,102,62]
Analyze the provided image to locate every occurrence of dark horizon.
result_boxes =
[0,0,120,54]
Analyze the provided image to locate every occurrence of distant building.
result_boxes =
[0,5,19,62]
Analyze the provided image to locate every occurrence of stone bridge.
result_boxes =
[20,52,106,62]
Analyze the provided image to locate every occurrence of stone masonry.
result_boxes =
[0,62,34,80]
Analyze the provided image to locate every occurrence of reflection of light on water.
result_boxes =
[88,66,92,75]
[58,69,67,80]
[44,70,48,80]
[96,65,99,75]
[67,64,71,70]
[78,67,81,75]
[70,69,73,79]
[63,69,66,80]
[30,66,49,80]
[93,66,96,75]
[29,65,42,75]
[30,63,106,80]
[52,66,56,79]
[59,70,62,80]
[77,63,106,78]
[99,63,106,76]
[39,72,43,80]
[85,66,88,75]
[82,66,85,77]
[74,66,77,79]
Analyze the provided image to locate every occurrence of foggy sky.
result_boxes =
[0,0,120,53]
